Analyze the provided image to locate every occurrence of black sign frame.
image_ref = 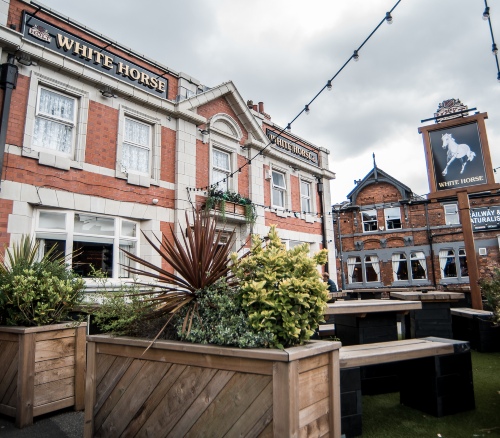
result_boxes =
[22,12,168,100]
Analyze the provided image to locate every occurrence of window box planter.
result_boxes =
[84,335,341,438]
[0,322,87,428]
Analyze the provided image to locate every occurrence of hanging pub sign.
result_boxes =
[428,122,486,191]
[418,100,496,196]
[470,206,500,231]
[22,12,168,99]
[266,129,319,166]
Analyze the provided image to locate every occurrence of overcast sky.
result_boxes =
[39,0,500,203]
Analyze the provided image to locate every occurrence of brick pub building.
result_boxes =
[0,0,336,288]
[334,107,500,308]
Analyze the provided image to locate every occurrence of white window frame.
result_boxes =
[121,116,152,175]
[439,247,468,281]
[444,203,460,225]
[34,209,140,280]
[384,207,402,230]
[116,105,161,187]
[211,148,231,192]
[23,73,89,170]
[361,209,378,232]
[347,256,363,284]
[300,180,312,213]
[364,255,380,282]
[410,251,427,280]
[272,170,287,209]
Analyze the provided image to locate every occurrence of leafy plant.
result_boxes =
[205,188,256,224]
[175,278,275,348]
[121,209,237,340]
[479,269,500,324]
[0,236,85,326]
[230,225,329,349]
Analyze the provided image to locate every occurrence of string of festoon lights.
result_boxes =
[482,0,500,81]
[186,0,402,197]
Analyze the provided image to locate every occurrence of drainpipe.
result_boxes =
[0,55,18,187]
[424,203,437,288]
[317,178,329,273]
[334,206,346,290]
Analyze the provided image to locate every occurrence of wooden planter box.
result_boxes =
[0,322,87,428]
[84,335,342,438]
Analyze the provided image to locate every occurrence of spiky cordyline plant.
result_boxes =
[121,209,237,338]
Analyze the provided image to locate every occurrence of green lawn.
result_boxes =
[362,351,500,437]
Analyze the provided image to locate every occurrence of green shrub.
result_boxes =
[231,225,329,349]
[0,261,85,326]
[175,279,275,348]
[480,269,500,324]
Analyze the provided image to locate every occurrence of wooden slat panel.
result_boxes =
[299,412,329,438]
[299,397,329,429]
[186,373,272,438]
[34,365,74,385]
[223,380,273,438]
[166,369,234,438]
[95,356,134,414]
[16,332,35,428]
[0,403,16,417]
[96,342,273,375]
[120,363,185,438]
[0,342,18,403]
[135,365,218,437]
[0,332,18,342]
[33,396,74,417]
[35,355,75,374]
[298,366,329,410]
[74,325,86,411]
[273,361,299,438]
[34,377,74,407]
[35,328,76,342]
[258,421,274,438]
[94,359,145,431]
[35,337,75,362]
[4,370,18,407]
[325,300,422,315]
[97,361,171,437]
[95,354,116,387]
[299,353,329,374]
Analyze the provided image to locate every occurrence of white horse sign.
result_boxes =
[429,122,486,191]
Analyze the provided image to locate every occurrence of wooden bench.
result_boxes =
[338,338,474,438]
[451,307,499,353]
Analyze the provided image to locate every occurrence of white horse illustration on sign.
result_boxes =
[441,133,476,176]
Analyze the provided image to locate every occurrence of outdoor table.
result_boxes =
[324,300,422,345]
[346,286,436,300]
[325,299,422,395]
[390,291,464,339]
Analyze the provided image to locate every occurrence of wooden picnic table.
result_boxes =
[391,291,465,339]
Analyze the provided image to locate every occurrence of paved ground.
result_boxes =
[0,409,83,438]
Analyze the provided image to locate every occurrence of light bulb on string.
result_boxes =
[286,123,291,132]
[305,105,310,115]
[493,43,498,55]
[497,71,500,82]
[327,80,332,91]
[353,50,359,61]
[385,12,393,24]
[483,7,490,20]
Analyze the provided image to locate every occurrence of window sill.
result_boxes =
[23,148,82,171]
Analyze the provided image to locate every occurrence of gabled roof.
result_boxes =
[175,81,269,147]
[346,165,414,205]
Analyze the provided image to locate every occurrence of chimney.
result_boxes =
[253,105,258,111]
[258,102,264,113]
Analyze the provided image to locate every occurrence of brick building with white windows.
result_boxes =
[333,160,500,302]
[0,0,336,289]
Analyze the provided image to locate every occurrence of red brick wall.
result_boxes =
[161,127,176,184]
[86,101,118,170]
[196,139,209,190]
[290,174,300,212]
[197,97,249,145]
[0,199,13,257]
[237,154,249,198]
[6,74,29,148]
[4,154,175,208]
